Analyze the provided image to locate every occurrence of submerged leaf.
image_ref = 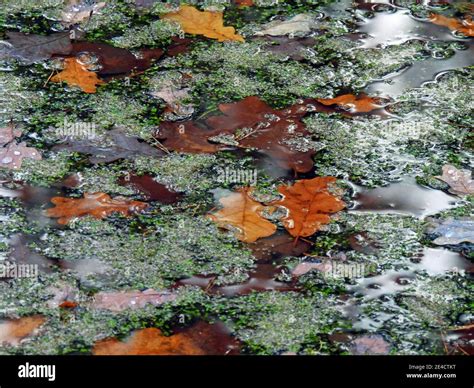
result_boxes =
[429,13,474,37]
[161,5,244,42]
[435,164,474,196]
[92,289,177,312]
[0,316,45,346]
[274,177,345,238]
[255,14,318,36]
[428,218,474,245]
[208,187,277,243]
[51,57,105,93]
[0,32,71,64]
[317,94,383,113]
[45,192,148,225]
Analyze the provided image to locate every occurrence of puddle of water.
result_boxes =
[367,43,474,96]
[357,9,461,48]
[416,247,473,276]
[351,177,458,217]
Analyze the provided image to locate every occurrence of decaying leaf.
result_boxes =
[206,96,319,172]
[154,121,226,153]
[156,96,319,172]
[0,316,45,346]
[255,14,318,36]
[119,174,182,203]
[428,218,474,245]
[93,321,240,355]
[429,13,474,37]
[259,36,316,61]
[350,334,390,355]
[54,128,163,164]
[435,164,474,196]
[45,192,148,225]
[0,125,22,146]
[249,231,311,260]
[92,289,177,312]
[235,0,254,6]
[150,75,194,120]
[0,127,42,170]
[0,32,71,64]
[161,5,244,42]
[274,177,345,238]
[317,94,383,113]
[51,57,105,93]
[208,187,277,243]
[291,259,332,276]
[70,42,164,76]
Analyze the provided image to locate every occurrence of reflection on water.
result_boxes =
[351,177,457,217]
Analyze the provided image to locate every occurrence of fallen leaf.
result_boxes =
[428,218,474,245]
[161,5,244,42]
[70,42,164,76]
[0,316,45,346]
[154,121,226,153]
[429,13,474,37]
[291,260,332,277]
[259,36,317,61]
[150,76,194,120]
[51,57,105,93]
[350,335,390,355]
[54,128,163,164]
[274,177,345,238]
[435,164,474,196]
[206,96,319,173]
[0,32,71,64]
[0,142,42,170]
[208,187,277,243]
[93,321,240,355]
[118,174,182,203]
[249,231,311,260]
[317,94,383,113]
[45,192,148,225]
[255,14,318,36]
[92,289,177,312]
[0,125,22,146]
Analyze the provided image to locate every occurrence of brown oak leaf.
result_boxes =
[51,57,105,93]
[0,126,42,170]
[45,192,148,225]
[206,96,319,173]
[317,94,383,113]
[274,177,345,238]
[208,187,277,243]
[161,5,244,42]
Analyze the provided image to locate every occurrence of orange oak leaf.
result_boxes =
[429,13,474,37]
[0,316,45,346]
[208,187,276,243]
[274,177,345,238]
[161,5,244,42]
[51,57,105,93]
[45,192,148,225]
[93,321,240,355]
[317,94,383,113]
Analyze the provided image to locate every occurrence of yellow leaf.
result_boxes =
[162,5,244,43]
[51,57,105,93]
[208,187,276,243]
